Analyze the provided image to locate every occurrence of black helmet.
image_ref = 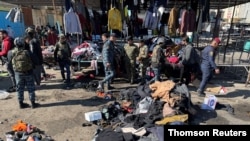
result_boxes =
[14,37,24,47]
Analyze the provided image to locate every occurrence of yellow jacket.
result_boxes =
[108,8,122,31]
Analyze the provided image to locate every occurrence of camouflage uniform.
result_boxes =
[124,43,139,83]
[138,44,149,82]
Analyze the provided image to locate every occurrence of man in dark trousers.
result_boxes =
[54,34,72,89]
[25,27,43,87]
[9,37,38,109]
[179,36,199,85]
[197,37,221,96]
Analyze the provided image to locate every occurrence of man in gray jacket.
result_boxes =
[179,36,198,85]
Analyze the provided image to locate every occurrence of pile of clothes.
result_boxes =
[5,120,54,141]
[71,41,101,61]
[91,80,196,141]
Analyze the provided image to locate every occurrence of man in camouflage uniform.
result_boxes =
[54,34,72,89]
[137,39,149,84]
[150,37,165,84]
[124,36,139,84]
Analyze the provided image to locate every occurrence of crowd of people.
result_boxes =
[97,32,221,97]
[0,26,72,109]
[0,25,221,109]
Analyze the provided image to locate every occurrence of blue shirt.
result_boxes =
[201,45,217,69]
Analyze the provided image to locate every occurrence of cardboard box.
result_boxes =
[84,111,102,122]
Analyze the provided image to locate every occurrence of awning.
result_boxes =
[0,0,249,9]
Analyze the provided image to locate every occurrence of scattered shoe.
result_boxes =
[82,123,92,127]
[97,82,104,90]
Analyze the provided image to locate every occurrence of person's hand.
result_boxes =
[136,57,140,61]
[106,63,110,67]
[215,68,220,74]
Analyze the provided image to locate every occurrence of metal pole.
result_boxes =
[52,0,57,21]
[223,0,237,63]
[61,0,64,29]
[213,0,221,38]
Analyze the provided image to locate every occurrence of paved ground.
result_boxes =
[0,66,250,140]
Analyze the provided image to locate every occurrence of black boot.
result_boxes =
[31,101,39,109]
[19,101,29,109]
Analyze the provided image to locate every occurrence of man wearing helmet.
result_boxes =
[8,37,38,109]
[149,37,166,83]
[25,27,43,87]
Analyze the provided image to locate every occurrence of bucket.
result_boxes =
[243,40,250,52]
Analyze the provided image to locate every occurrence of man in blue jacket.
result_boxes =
[197,37,221,97]
[98,33,117,90]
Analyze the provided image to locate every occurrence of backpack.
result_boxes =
[12,49,33,72]
[191,48,201,65]
[151,45,161,64]
[184,45,201,65]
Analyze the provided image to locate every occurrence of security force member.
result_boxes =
[124,36,139,84]
[197,37,221,96]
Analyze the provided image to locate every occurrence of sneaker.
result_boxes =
[7,86,16,93]
[197,90,206,97]
[97,82,104,89]
[19,101,30,109]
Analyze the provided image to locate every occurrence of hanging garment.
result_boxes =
[63,7,82,34]
[143,6,158,30]
[108,7,122,31]
[168,7,178,36]
[201,0,210,22]
[157,6,165,27]
[5,8,16,22]
[180,9,196,35]
[14,8,22,23]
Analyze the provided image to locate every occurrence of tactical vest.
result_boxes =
[124,44,137,60]
[151,45,161,63]
[57,42,70,60]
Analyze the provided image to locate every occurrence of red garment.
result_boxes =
[77,13,91,31]
[167,56,179,64]
[0,36,12,56]
[47,33,58,46]
[180,9,196,34]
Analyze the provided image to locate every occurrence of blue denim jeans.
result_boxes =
[101,66,115,87]
[58,61,71,84]
[15,72,36,102]
[198,66,214,93]
[149,67,161,83]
